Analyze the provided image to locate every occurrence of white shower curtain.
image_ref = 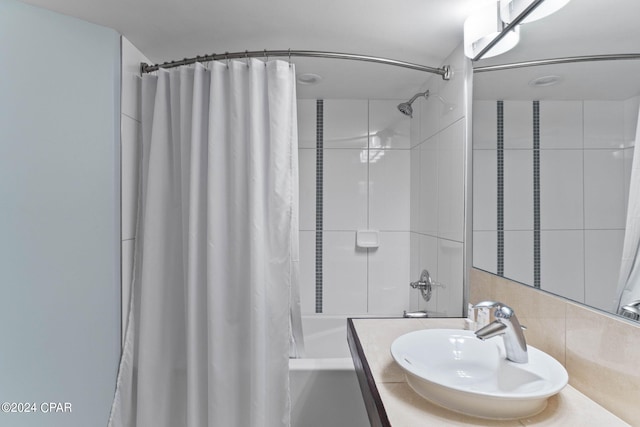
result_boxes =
[109,58,302,427]
[615,104,640,312]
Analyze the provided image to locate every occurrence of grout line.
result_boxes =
[367,99,370,229]
[366,100,370,313]
[581,101,587,302]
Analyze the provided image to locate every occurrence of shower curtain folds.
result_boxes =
[108,58,301,427]
[616,105,640,313]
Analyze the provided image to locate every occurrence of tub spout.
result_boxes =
[403,310,429,318]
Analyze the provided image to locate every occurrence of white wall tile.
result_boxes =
[541,230,585,303]
[291,44,467,319]
[435,45,466,131]
[410,147,420,232]
[322,231,368,314]
[624,147,634,216]
[584,101,624,149]
[369,100,410,149]
[438,120,465,242]
[419,85,440,142]
[121,37,149,121]
[298,149,316,231]
[623,95,640,148]
[368,232,410,315]
[504,230,533,285]
[417,44,467,142]
[419,137,438,236]
[539,101,583,149]
[504,149,533,230]
[121,239,135,341]
[584,230,625,312]
[410,100,422,148]
[584,149,626,229]
[323,149,367,230]
[297,99,316,148]
[417,234,438,313]
[121,115,141,241]
[540,150,584,230]
[409,233,421,311]
[472,149,497,231]
[299,231,316,315]
[504,101,533,149]
[323,100,368,148]
[472,100,497,149]
[369,150,410,231]
[473,231,496,274]
[437,239,463,317]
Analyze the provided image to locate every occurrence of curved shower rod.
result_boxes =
[473,53,640,73]
[140,49,452,80]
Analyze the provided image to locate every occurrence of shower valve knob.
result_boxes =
[410,269,444,303]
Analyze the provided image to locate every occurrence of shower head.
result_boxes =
[397,102,414,117]
[397,90,429,118]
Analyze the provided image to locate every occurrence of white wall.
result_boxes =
[473,96,638,311]
[409,44,469,317]
[298,99,412,315]
[120,37,151,339]
[0,0,121,425]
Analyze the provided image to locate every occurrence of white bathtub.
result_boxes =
[289,315,370,427]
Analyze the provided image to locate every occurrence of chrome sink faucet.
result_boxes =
[473,301,528,364]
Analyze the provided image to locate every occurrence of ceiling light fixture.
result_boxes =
[296,73,322,85]
[500,0,571,24]
[464,1,520,59]
[528,75,562,87]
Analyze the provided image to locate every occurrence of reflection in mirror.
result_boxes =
[472,58,640,318]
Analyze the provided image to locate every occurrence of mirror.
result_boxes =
[471,0,640,318]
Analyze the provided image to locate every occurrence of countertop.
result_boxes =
[347,318,630,427]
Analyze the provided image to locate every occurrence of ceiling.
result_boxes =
[19,0,482,65]
[18,0,488,99]
[18,0,640,100]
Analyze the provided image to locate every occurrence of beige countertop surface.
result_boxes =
[350,318,630,427]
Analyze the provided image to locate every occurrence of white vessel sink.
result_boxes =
[390,329,568,420]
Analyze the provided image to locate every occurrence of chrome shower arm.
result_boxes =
[406,90,429,104]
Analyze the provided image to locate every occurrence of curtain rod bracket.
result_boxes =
[442,65,452,80]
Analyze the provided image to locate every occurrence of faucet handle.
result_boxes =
[473,301,516,319]
[473,301,502,309]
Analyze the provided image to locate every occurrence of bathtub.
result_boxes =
[289,315,370,427]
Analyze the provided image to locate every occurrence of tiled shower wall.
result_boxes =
[297,46,469,318]
[408,45,469,317]
[297,99,412,315]
[473,97,639,312]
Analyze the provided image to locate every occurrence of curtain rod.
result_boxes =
[473,53,640,73]
[140,49,452,80]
